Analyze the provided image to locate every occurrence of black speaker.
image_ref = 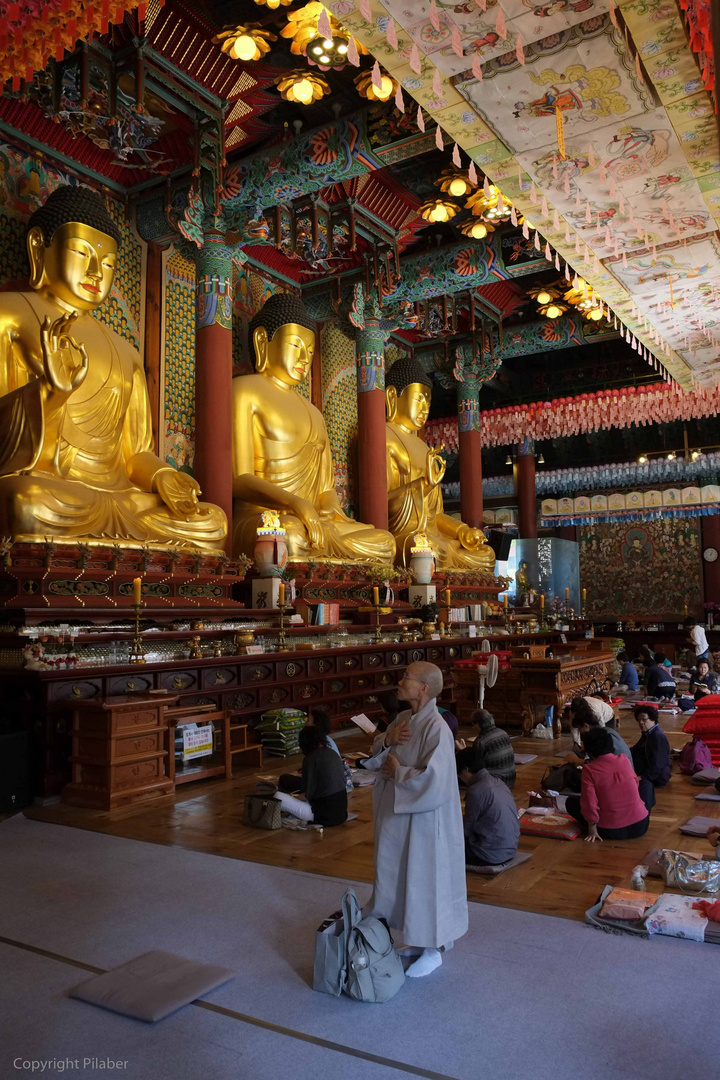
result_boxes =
[486,529,512,561]
[0,730,32,812]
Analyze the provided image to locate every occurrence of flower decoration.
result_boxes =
[212,24,277,61]
[411,533,433,554]
[419,197,460,223]
[435,166,477,199]
[258,511,286,535]
[280,2,367,69]
[276,69,332,103]
[354,68,397,102]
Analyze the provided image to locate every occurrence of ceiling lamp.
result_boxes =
[354,69,397,102]
[420,197,460,223]
[276,69,331,104]
[692,450,703,460]
[465,184,512,223]
[253,0,293,7]
[538,300,568,319]
[638,455,648,464]
[436,166,477,199]
[586,306,604,321]
[458,218,495,239]
[538,451,545,464]
[212,23,277,61]
[280,2,366,69]
[667,452,676,461]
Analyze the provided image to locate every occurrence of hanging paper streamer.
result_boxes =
[433,67,443,96]
[530,182,538,204]
[484,176,491,198]
[522,220,530,240]
[588,144,597,167]
[510,204,518,226]
[317,6,332,41]
[555,105,566,159]
[347,36,360,66]
[410,43,422,74]
[435,124,444,151]
[553,209,560,231]
[386,18,398,50]
[359,0,372,19]
[429,0,440,31]
[472,53,483,80]
[452,142,461,167]
[394,82,404,111]
[534,231,541,251]
[468,161,478,184]
[516,36,524,64]
[545,242,552,262]
[476,0,487,9]
[417,105,425,132]
[608,0,620,30]
[555,252,561,270]
[495,7,507,39]
[541,195,549,218]
[451,25,463,57]
[371,61,382,90]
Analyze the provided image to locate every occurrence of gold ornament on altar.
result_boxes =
[276,69,331,103]
[385,357,495,571]
[212,24,277,62]
[0,186,226,551]
[231,292,395,565]
[257,510,285,535]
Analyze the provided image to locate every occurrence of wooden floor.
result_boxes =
[24,710,719,923]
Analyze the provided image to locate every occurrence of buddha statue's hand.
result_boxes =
[457,523,485,550]
[425,446,446,488]
[293,497,325,549]
[40,313,89,395]
[155,470,210,520]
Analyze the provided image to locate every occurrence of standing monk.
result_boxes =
[364,661,468,977]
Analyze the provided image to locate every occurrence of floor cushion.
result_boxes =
[519,812,582,840]
[466,851,532,875]
[69,950,235,1022]
[691,766,720,785]
[679,815,720,837]
[683,714,720,736]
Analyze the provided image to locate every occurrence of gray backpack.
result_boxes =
[341,889,405,1004]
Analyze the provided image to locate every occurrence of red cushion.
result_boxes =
[519,813,582,841]
[683,715,720,735]
[693,695,720,711]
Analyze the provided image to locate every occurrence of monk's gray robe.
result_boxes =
[364,700,468,950]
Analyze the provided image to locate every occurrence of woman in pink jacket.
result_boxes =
[565,726,651,843]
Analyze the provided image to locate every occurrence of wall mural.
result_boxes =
[163,250,196,474]
[0,139,142,349]
[579,517,703,617]
[321,324,358,513]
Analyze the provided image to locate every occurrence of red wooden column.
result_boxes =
[355,318,389,530]
[457,392,483,527]
[514,439,537,539]
[702,515,720,605]
[194,231,235,553]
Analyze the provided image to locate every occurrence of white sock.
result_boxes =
[406,948,442,978]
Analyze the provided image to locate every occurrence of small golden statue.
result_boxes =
[0,186,226,550]
[385,357,495,570]
[231,292,395,564]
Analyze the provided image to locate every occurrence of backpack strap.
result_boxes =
[341,888,362,933]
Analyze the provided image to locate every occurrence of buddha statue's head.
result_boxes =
[248,293,316,387]
[26,186,121,312]
[386,356,433,431]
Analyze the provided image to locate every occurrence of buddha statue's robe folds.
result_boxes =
[231,297,394,565]
[385,368,495,572]
[0,292,226,551]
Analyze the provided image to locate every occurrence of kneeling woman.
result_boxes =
[273,726,348,826]
[566,727,650,843]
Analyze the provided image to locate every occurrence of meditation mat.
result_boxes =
[514,753,537,765]
[519,812,582,841]
[69,950,235,1022]
[690,766,720,785]
[679,815,720,836]
[695,793,720,801]
[466,851,532,875]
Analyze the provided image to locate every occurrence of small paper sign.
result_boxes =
[468,625,477,637]
[560,634,567,644]
[183,725,213,761]
[245,644,265,654]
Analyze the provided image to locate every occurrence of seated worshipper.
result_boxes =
[471,709,516,788]
[631,705,672,788]
[565,727,651,842]
[685,616,710,664]
[569,695,616,733]
[457,745,520,867]
[375,689,401,734]
[566,699,633,765]
[363,661,468,979]
[273,726,348,826]
[438,703,459,738]
[689,659,718,701]
[644,654,676,700]
[616,650,639,692]
[278,707,353,795]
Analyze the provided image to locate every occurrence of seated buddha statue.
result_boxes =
[385,356,495,571]
[0,185,226,551]
[231,293,395,564]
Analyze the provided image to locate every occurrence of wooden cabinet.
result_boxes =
[64,694,178,810]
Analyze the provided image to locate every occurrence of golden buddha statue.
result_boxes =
[385,357,495,571]
[231,293,395,564]
[0,186,226,551]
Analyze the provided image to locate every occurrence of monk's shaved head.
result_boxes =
[405,661,443,700]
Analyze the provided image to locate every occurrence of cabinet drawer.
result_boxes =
[114,731,163,759]
[112,708,158,733]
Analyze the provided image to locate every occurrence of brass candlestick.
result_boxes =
[276,601,291,651]
[129,603,146,664]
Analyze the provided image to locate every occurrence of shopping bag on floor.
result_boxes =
[313,907,346,997]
